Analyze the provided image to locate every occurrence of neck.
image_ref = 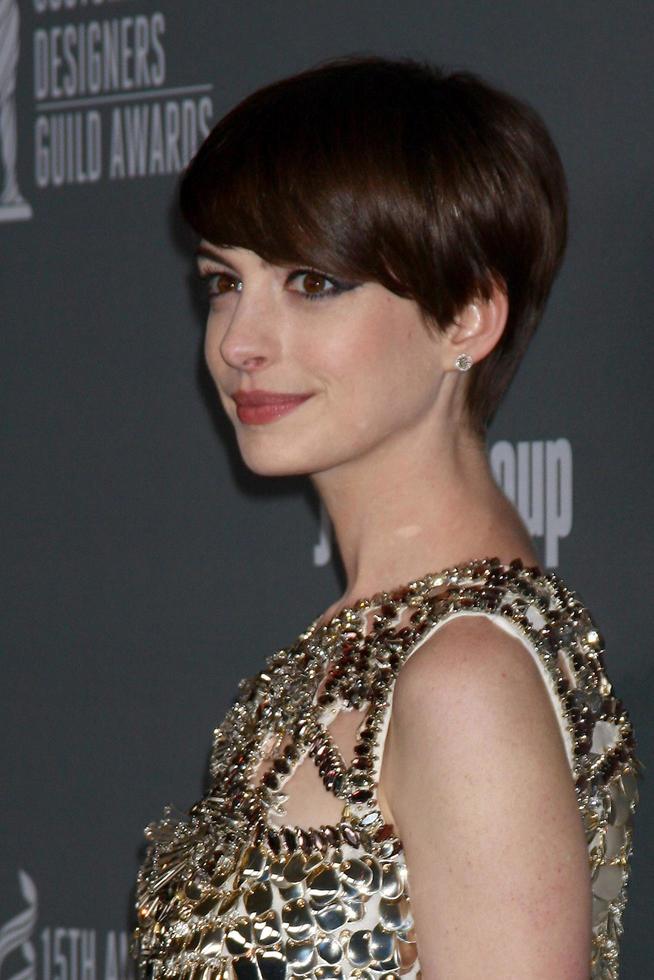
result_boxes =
[311,419,536,614]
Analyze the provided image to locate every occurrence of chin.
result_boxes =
[235,438,315,478]
[235,430,352,478]
[241,457,308,478]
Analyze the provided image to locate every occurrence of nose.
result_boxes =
[216,287,280,373]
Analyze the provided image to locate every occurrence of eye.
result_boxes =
[198,267,242,299]
[287,269,358,301]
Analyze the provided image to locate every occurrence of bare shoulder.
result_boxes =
[390,613,560,748]
[386,613,577,816]
[383,614,592,978]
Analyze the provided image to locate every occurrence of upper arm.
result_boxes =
[383,614,591,980]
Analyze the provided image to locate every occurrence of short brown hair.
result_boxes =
[179,54,568,440]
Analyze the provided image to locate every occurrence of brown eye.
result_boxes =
[201,270,242,298]
[302,272,329,295]
[289,269,343,300]
[214,272,240,294]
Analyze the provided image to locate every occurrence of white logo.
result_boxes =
[491,438,572,568]
[2,4,215,212]
[31,8,213,187]
[0,1,33,222]
[312,438,573,570]
[0,871,38,980]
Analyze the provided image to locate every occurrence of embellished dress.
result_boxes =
[132,557,640,980]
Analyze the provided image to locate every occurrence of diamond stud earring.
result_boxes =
[454,353,473,372]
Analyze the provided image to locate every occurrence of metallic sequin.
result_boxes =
[257,950,285,980]
[379,865,402,900]
[252,911,281,947]
[345,930,373,968]
[198,927,225,956]
[369,925,395,963]
[244,881,273,916]
[282,899,317,940]
[314,902,348,933]
[307,865,342,906]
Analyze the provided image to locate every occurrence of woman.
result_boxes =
[132,56,639,979]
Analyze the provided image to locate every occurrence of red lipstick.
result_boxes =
[232,389,313,425]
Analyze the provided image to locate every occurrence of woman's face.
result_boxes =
[196,242,451,477]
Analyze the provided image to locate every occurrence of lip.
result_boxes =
[231,389,314,425]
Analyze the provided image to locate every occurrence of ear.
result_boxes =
[439,281,509,372]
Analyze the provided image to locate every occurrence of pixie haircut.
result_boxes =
[180,55,568,441]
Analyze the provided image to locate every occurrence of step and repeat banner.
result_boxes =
[2,1,652,977]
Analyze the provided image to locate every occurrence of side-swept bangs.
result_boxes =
[179,55,568,439]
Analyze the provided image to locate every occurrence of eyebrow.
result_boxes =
[194,243,239,272]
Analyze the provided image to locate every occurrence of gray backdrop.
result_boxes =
[2,1,652,976]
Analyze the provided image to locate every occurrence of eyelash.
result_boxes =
[197,267,358,303]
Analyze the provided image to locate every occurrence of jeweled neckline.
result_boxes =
[307,554,544,635]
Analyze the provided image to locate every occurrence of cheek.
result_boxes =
[315,304,434,399]
[303,301,411,380]
[309,317,431,438]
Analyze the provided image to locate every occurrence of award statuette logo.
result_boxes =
[0,0,32,223]
[0,871,37,980]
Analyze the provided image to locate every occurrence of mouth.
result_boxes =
[231,389,314,425]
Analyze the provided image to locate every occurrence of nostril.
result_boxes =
[241,355,267,370]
